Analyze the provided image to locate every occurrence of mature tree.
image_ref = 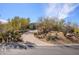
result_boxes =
[29,23,37,30]
[7,16,30,31]
[20,18,30,30]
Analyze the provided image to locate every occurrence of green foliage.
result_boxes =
[37,17,65,34]
[29,23,36,30]
[0,16,30,43]
[20,18,30,30]
[0,16,79,43]
[0,30,22,43]
[8,16,30,31]
[36,17,79,39]
[74,28,79,34]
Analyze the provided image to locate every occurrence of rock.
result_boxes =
[24,42,36,48]
[66,33,79,42]
[57,32,64,36]
[46,31,58,41]
[57,32,66,40]
[66,33,74,38]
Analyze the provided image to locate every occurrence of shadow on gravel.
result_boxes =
[0,42,36,50]
[64,45,79,49]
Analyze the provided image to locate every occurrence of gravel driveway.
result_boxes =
[21,32,53,46]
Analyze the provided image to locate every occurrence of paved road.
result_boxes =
[26,46,79,55]
[0,45,79,55]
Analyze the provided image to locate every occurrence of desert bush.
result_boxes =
[46,35,58,41]
[36,17,79,43]
[37,17,66,33]
[0,16,30,43]
[0,30,22,43]
[46,31,58,41]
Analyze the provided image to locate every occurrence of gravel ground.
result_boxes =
[22,33,53,46]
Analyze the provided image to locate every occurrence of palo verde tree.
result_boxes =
[20,18,30,30]
[8,16,30,31]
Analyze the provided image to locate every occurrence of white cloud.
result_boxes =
[45,3,79,19]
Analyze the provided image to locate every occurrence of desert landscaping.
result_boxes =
[0,16,79,54]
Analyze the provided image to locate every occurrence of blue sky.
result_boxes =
[0,3,79,24]
[0,3,45,22]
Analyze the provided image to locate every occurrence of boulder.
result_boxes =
[46,31,58,41]
[66,33,79,42]
[57,32,66,40]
